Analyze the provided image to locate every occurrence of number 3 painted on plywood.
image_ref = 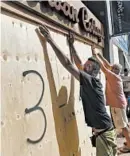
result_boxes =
[23,70,47,144]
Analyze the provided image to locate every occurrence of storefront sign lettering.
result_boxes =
[46,1,103,42]
[48,1,79,23]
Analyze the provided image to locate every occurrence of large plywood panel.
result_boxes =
[1,13,60,156]
[1,12,97,156]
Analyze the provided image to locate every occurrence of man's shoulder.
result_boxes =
[80,70,92,79]
[103,68,115,77]
[79,70,94,87]
[108,72,121,81]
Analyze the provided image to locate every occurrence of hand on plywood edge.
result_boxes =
[91,45,98,57]
[36,25,52,43]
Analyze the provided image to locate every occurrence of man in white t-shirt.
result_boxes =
[122,68,130,98]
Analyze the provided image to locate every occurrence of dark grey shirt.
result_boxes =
[80,71,112,129]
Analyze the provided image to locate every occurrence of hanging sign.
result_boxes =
[110,1,130,36]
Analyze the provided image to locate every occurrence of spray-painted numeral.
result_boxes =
[23,70,47,144]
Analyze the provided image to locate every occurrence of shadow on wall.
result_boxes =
[36,31,81,156]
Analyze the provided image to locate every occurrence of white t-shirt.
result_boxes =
[122,75,130,92]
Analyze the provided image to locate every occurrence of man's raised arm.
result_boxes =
[91,46,109,74]
[97,53,112,69]
[92,46,112,70]
[37,25,80,81]
[68,33,83,70]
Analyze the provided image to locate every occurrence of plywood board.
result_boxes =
[1,11,102,156]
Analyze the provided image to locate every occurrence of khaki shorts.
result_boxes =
[111,107,128,129]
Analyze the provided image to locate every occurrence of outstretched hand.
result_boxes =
[36,25,52,43]
[91,45,97,56]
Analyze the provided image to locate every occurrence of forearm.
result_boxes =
[95,54,108,74]
[37,25,80,80]
[97,53,111,69]
[49,40,72,67]
[71,44,82,64]
[71,44,83,70]
[49,39,80,80]
[95,54,104,67]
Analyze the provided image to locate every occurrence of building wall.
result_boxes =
[112,44,119,63]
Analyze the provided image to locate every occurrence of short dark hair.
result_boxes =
[88,57,100,66]
[88,57,101,77]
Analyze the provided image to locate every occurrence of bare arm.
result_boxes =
[49,40,80,80]
[37,25,80,81]
[71,44,83,70]
[68,33,83,70]
[95,53,108,74]
[97,53,112,70]
[91,46,109,74]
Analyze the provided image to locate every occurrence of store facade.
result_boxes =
[1,1,105,156]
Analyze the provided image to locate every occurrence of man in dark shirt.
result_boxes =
[80,69,112,129]
[36,25,117,156]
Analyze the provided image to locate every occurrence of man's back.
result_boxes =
[104,69,127,108]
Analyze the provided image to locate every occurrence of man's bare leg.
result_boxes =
[122,127,130,147]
